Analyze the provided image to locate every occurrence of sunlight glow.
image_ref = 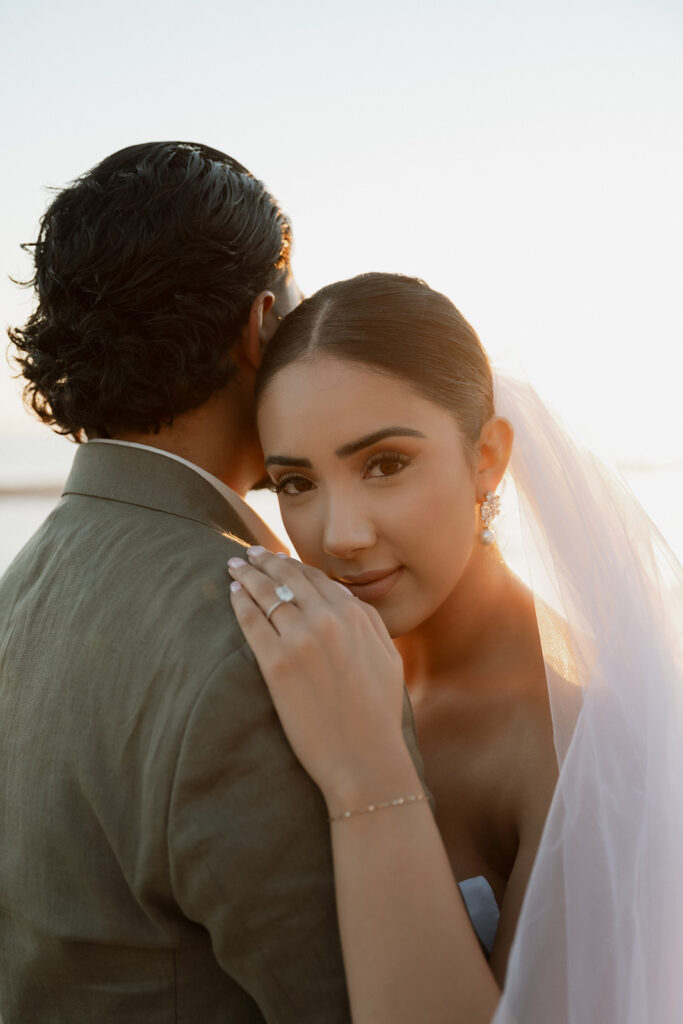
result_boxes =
[1,0,681,559]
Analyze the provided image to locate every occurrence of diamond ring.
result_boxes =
[265,584,296,622]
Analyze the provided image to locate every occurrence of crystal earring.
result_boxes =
[479,491,501,545]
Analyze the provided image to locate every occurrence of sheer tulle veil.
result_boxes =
[491,373,683,1023]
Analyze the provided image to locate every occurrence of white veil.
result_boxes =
[491,374,683,1024]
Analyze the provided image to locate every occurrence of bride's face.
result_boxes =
[257,354,480,637]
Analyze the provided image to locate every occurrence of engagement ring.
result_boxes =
[265,584,296,622]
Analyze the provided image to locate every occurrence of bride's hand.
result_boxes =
[227,546,416,811]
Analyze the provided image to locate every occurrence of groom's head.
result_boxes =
[9,141,298,442]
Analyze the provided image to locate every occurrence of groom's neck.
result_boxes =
[111,384,263,497]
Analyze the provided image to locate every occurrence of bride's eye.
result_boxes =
[268,474,314,496]
[364,451,410,479]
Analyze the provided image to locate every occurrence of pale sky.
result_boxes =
[2,0,682,468]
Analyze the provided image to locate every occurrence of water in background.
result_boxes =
[1,433,681,577]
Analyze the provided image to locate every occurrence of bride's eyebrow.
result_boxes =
[335,426,426,459]
[265,454,313,469]
[265,427,426,469]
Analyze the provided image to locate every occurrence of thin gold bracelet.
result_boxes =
[328,792,427,823]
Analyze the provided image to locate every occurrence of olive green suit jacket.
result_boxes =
[0,443,423,1022]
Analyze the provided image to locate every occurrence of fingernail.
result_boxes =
[334,581,353,595]
[230,580,242,593]
[276,551,289,559]
[246,546,266,558]
[228,557,246,569]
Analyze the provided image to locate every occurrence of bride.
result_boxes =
[227,273,682,1023]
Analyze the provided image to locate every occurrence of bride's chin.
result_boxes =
[366,601,419,640]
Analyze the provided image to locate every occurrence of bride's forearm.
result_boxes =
[227,551,499,1019]
[326,757,500,1024]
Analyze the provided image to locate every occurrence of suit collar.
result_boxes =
[62,442,258,545]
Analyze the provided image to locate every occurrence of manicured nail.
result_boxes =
[228,557,246,569]
[276,551,289,559]
[230,580,242,593]
[246,546,266,558]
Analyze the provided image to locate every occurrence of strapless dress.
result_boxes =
[458,876,500,956]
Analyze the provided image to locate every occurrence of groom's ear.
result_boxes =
[475,416,514,497]
[235,290,276,374]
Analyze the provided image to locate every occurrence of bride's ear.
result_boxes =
[475,417,514,497]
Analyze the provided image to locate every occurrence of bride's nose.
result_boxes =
[322,494,376,558]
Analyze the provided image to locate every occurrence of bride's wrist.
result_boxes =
[319,743,424,817]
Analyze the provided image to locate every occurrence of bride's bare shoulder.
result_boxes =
[506,570,582,702]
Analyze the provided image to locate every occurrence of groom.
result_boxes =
[0,142,422,1022]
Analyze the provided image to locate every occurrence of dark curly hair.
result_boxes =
[8,141,292,440]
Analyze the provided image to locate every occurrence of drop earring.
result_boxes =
[479,491,501,545]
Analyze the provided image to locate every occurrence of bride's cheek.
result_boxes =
[281,506,324,568]
[411,493,476,588]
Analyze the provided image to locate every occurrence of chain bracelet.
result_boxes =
[328,792,427,823]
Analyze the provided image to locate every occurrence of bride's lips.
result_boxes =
[336,567,403,601]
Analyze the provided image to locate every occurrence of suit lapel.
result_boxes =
[62,443,258,545]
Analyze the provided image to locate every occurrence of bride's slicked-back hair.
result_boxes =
[257,273,494,457]
[8,141,292,440]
